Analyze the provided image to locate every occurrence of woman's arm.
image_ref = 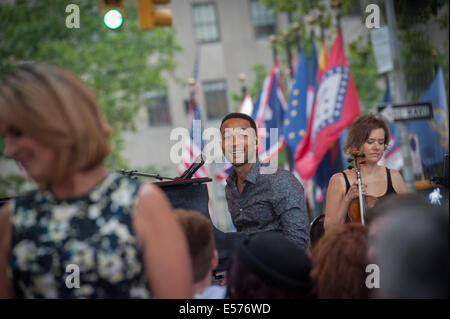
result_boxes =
[132,183,193,299]
[324,173,367,231]
[0,203,15,298]
[390,169,407,193]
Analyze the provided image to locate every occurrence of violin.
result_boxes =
[346,151,377,224]
[348,195,378,223]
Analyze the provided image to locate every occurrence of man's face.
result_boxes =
[221,118,257,167]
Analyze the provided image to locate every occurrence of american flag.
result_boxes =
[252,61,287,163]
[177,49,209,178]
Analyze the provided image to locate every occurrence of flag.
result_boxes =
[309,35,344,192]
[215,93,253,183]
[239,92,254,116]
[307,36,319,116]
[252,61,288,163]
[408,68,449,169]
[294,29,361,181]
[316,35,327,83]
[283,47,309,161]
[378,78,403,170]
[178,49,209,178]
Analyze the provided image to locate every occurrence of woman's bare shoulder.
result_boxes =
[388,168,407,193]
[329,171,347,190]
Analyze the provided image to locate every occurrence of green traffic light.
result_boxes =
[103,9,123,30]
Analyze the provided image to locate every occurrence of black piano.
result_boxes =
[154,178,245,273]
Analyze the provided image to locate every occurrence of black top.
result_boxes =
[342,167,397,199]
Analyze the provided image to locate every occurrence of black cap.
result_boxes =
[237,232,313,294]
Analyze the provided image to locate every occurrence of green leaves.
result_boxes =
[0,0,179,196]
[347,37,382,113]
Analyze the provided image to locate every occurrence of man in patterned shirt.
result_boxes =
[220,113,310,250]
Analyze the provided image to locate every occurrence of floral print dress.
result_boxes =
[9,173,152,298]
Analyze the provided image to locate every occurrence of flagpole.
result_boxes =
[331,7,347,177]
[238,73,247,101]
[282,29,295,173]
[307,16,314,52]
[332,0,342,34]
[269,34,278,62]
[432,49,439,75]
[385,0,416,192]
[283,31,294,80]
[320,17,326,51]
[294,22,302,54]
[310,17,322,220]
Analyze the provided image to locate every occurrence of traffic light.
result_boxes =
[137,0,172,31]
[100,0,125,30]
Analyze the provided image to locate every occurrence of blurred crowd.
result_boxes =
[0,63,447,299]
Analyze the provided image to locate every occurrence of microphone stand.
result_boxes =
[116,169,177,181]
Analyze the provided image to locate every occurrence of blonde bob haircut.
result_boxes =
[343,113,390,157]
[0,62,112,188]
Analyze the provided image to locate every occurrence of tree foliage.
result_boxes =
[0,0,180,197]
[252,0,448,110]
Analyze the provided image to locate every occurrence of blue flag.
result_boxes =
[408,68,449,168]
[283,47,309,159]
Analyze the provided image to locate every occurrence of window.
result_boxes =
[192,3,220,43]
[249,0,275,38]
[203,80,228,120]
[144,89,171,126]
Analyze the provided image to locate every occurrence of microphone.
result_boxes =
[178,154,206,179]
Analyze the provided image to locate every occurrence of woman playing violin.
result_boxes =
[324,114,407,231]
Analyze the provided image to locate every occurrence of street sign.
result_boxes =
[378,101,433,122]
[371,26,393,74]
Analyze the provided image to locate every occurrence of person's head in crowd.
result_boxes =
[366,193,431,226]
[0,62,111,189]
[226,231,313,299]
[310,223,369,299]
[366,193,433,262]
[369,201,448,299]
[175,209,219,294]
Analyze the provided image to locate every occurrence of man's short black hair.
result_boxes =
[220,113,257,136]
